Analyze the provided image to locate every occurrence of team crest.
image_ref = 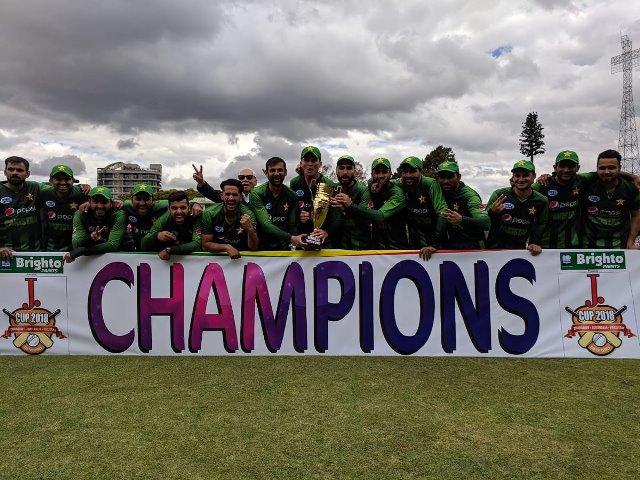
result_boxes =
[564,274,635,356]
[1,278,65,355]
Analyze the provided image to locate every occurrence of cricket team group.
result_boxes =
[1,145,639,264]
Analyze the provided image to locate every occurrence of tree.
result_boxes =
[322,161,367,184]
[423,145,456,178]
[519,112,545,162]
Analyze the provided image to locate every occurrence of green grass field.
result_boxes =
[1,356,639,479]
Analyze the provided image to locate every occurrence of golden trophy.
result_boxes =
[305,182,337,250]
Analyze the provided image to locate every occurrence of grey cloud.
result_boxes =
[117,138,138,150]
[30,155,87,178]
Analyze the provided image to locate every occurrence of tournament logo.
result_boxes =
[296,190,304,197]
[265,203,272,210]
[0,197,12,205]
[564,274,635,356]
[1,278,65,355]
[503,202,515,210]
[45,200,56,207]
[548,189,558,197]
[214,226,224,233]
[588,195,600,203]
[129,216,138,223]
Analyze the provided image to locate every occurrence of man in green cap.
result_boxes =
[248,157,307,250]
[65,186,134,262]
[339,157,407,249]
[486,160,549,255]
[40,164,90,252]
[329,155,370,249]
[122,183,169,251]
[580,149,640,249]
[435,161,489,249]
[397,156,448,260]
[289,145,340,247]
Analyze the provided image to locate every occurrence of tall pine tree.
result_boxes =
[519,112,545,162]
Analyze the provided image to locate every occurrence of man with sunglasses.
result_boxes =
[238,168,258,204]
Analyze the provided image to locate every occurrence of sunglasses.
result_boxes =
[238,175,255,180]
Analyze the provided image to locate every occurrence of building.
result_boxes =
[97,162,162,197]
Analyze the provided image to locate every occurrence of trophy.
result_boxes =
[304,182,338,250]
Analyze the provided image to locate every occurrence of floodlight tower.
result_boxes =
[611,34,640,173]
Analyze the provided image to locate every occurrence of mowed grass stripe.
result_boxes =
[1,357,639,479]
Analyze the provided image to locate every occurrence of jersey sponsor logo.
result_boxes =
[503,202,515,210]
[265,202,272,210]
[298,201,305,209]
[47,211,56,220]
[0,197,12,205]
[45,200,56,207]
[129,216,138,223]
[548,189,558,197]
[502,213,512,222]
[511,217,531,225]
[367,201,374,209]
[598,209,622,217]
[409,208,430,214]
[588,195,600,203]
[271,216,286,223]
[588,206,598,214]
[296,190,304,197]
[549,199,578,211]
[48,212,73,221]
[4,205,36,217]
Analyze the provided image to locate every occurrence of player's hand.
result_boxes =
[157,231,177,243]
[490,194,507,214]
[290,234,308,248]
[79,201,90,213]
[226,245,241,259]
[111,199,123,211]
[537,174,551,186]
[419,246,437,261]
[63,252,75,263]
[310,228,328,243]
[370,181,381,194]
[300,210,311,223]
[190,202,204,217]
[0,247,14,261]
[240,214,254,231]
[192,164,205,186]
[159,248,171,261]
[443,208,462,225]
[79,184,91,195]
[527,244,542,256]
[331,193,352,209]
[90,226,108,242]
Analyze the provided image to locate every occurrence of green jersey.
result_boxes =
[40,185,89,251]
[442,182,489,249]
[580,177,640,248]
[248,182,299,250]
[399,176,448,249]
[289,174,341,246]
[123,199,169,250]
[140,212,202,254]
[347,182,407,249]
[532,173,599,248]
[201,203,257,250]
[486,187,549,249]
[70,209,134,259]
[335,181,370,250]
[0,181,41,251]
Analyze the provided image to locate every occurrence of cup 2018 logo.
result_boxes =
[1,278,65,355]
[564,274,635,355]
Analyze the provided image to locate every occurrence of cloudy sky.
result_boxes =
[1,0,639,199]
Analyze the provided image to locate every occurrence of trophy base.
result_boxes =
[303,234,323,250]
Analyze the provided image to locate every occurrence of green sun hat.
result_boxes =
[371,157,391,170]
[89,186,113,201]
[436,161,460,174]
[400,156,423,169]
[301,145,321,160]
[555,150,579,165]
[511,160,535,172]
[337,155,355,166]
[49,164,74,178]
[131,183,154,196]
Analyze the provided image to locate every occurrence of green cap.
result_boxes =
[131,183,154,196]
[371,157,391,170]
[89,186,113,200]
[555,150,579,165]
[301,145,321,160]
[49,164,74,178]
[511,160,535,172]
[337,155,355,166]
[400,156,423,169]
[436,161,460,174]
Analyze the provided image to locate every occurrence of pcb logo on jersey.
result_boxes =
[1,278,65,355]
[564,274,635,355]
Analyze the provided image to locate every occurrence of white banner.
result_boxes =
[1,249,638,357]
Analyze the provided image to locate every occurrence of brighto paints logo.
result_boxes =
[560,251,626,270]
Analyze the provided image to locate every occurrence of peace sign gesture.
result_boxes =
[192,164,205,186]
[490,194,507,214]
